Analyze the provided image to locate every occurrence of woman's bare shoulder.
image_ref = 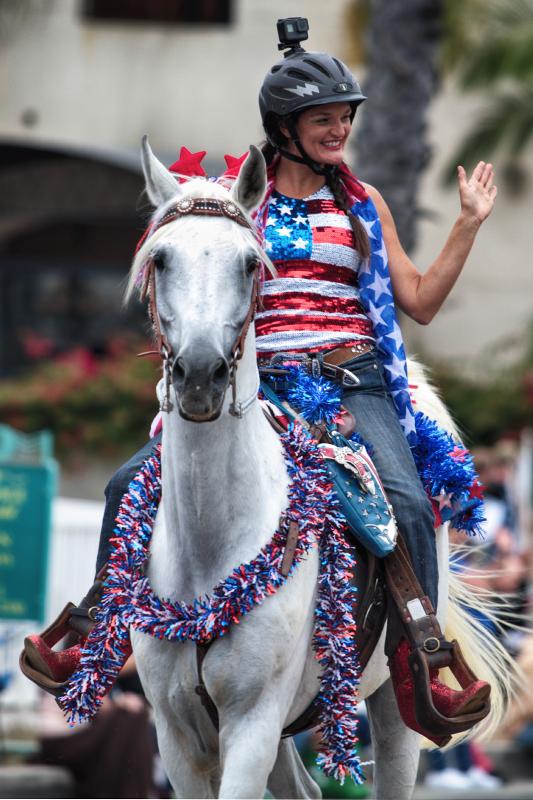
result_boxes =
[361,182,385,208]
[361,183,398,233]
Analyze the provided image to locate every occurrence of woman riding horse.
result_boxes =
[22,24,496,745]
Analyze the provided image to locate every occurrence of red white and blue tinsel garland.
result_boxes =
[58,423,363,785]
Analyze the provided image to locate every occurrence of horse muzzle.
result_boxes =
[171,349,230,422]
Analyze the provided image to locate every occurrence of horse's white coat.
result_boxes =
[130,140,505,800]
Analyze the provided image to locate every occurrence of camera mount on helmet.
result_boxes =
[277,17,309,56]
[260,17,366,176]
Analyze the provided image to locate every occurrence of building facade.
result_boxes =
[0,0,531,372]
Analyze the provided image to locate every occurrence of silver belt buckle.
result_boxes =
[339,366,360,387]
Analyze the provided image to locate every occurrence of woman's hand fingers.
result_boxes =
[457,161,497,223]
[471,160,485,182]
[457,165,468,190]
[481,162,494,188]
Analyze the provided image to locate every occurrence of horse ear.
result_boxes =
[141,135,181,207]
[230,145,267,213]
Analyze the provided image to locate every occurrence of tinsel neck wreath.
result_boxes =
[59,367,483,786]
[59,421,363,784]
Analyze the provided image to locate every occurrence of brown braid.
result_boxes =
[326,168,370,260]
[260,140,277,167]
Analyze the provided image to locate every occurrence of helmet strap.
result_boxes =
[277,117,331,177]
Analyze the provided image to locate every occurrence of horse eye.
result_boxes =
[152,251,166,271]
[245,258,260,276]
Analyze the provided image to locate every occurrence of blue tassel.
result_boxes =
[282,367,342,424]
[413,412,485,535]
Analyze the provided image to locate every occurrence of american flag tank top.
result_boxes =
[256,185,376,357]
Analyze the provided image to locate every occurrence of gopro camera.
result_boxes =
[277,17,309,55]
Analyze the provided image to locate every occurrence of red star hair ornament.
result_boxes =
[222,152,248,178]
[169,147,207,181]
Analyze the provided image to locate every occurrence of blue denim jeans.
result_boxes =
[95,434,162,574]
[96,352,438,609]
[338,351,438,608]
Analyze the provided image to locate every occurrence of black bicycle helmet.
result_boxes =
[259,50,366,122]
[259,29,366,174]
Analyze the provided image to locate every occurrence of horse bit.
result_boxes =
[139,196,262,417]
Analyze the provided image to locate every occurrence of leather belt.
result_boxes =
[323,341,375,367]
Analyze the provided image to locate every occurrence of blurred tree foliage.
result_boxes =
[441,0,533,192]
[0,330,530,457]
[351,0,444,253]
[0,340,160,459]
[429,323,533,445]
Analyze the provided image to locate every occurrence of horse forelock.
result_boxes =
[126,177,266,303]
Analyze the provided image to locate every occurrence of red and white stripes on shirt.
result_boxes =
[256,185,376,357]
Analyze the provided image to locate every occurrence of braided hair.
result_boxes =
[324,167,370,260]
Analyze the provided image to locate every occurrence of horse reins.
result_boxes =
[139,196,263,417]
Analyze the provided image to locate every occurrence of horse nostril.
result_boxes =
[212,358,229,386]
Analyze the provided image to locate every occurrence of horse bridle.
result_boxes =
[139,196,262,417]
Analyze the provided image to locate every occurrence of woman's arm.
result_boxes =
[364,162,497,325]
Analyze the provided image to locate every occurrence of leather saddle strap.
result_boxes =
[195,643,220,731]
[384,534,451,668]
[281,521,300,578]
[385,536,492,736]
[355,551,388,670]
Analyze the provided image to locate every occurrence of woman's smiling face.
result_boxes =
[284,102,353,166]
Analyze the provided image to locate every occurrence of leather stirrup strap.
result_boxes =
[383,534,491,735]
[384,536,446,661]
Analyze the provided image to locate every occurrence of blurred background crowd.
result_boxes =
[0,1,532,797]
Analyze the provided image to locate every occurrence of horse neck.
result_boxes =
[156,331,288,597]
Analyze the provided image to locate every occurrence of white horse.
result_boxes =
[128,139,513,800]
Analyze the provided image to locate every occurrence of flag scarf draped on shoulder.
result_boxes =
[351,195,417,445]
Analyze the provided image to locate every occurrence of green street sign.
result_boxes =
[0,428,57,622]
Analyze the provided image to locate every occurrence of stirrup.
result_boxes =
[19,567,107,697]
[408,636,491,738]
[19,603,77,697]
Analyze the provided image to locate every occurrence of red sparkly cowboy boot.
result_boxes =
[384,537,491,745]
[19,569,107,697]
[390,638,491,747]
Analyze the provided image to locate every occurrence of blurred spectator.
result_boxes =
[499,632,533,747]
[455,445,530,652]
[424,740,502,790]
[33,656,159,799]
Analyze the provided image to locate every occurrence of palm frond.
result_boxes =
[460,25,533,88]
[442,88,533,184]
[444,0,533,82]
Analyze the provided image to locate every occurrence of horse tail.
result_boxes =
[405,357,521,742]
[443,553,521,742]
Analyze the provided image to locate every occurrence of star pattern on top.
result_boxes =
[265,192,311,261]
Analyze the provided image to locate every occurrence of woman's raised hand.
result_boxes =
[457,161,497,225]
